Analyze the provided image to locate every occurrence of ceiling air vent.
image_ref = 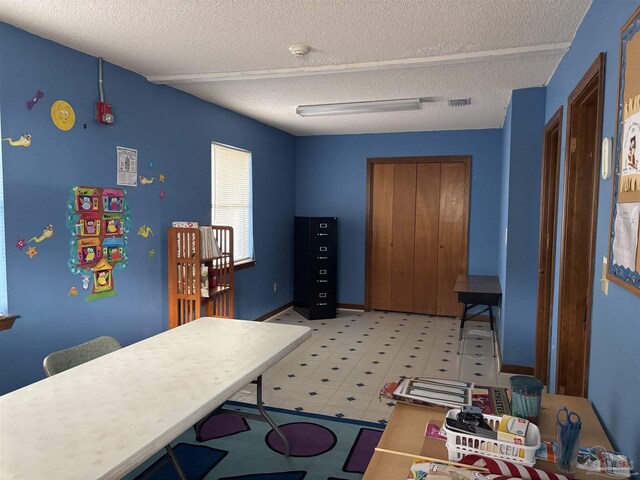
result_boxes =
[448,98,471,107]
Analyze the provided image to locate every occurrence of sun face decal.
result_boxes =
[51,100,76,131]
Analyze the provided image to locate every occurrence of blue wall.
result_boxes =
[0,23,296,394]
[544,0,640,466]
[499,88,547,367]
[295,129,503,305]
[498,98,512,355]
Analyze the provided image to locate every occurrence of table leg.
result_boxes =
[256,375,291,457]
[165,445,187,480]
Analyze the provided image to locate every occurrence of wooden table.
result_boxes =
[363,393,613,480]
[0,317,311,479]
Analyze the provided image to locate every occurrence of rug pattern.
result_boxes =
[128,402,384,480]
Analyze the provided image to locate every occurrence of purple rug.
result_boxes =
[265,422,337,457]
[343,428,384,473]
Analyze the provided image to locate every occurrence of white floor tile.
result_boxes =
[264,308,502,416]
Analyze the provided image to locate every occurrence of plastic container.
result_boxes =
[509,375,544,424]
[443,409,541,467]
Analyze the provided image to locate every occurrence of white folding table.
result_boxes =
[0,317,311,479]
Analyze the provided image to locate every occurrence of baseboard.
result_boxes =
[338,303,364,310]
[501,364,534,375]
[254,302,293,322]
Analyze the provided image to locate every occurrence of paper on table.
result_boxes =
[612,202,640,269]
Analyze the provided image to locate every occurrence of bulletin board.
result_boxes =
[607,6,640,296]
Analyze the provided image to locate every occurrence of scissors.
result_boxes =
[557,407,582,466]
[557,406,581,430]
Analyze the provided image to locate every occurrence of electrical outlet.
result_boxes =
[273,282,277,293]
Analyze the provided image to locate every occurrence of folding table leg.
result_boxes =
[256,375,291,458]
[165,445,187,480]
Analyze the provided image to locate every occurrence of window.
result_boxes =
[211,143,254,265]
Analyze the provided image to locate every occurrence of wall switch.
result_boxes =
[273,282,277,293]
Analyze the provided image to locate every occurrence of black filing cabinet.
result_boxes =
[294,216,337,320]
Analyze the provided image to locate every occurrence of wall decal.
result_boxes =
[28,224,54,244]
[16,239,26,250]
[66,186,130,301]
[2,133,31,147]
[25,246,37,259]
[68,287,78,296]
[117,146,138,187]
[159,191,165,199]
[159,173,166,182]
[26,90,44,110]
[137,224,154,238]
[50,100,75,131]
[140,175,155,185]
[149,249,155,258]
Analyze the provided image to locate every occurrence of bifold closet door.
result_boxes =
[370,163,417,312]
[436,162,468,316]
[413,163,440,314]
[389,164,417,312]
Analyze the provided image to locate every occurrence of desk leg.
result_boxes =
[457,303,468,355]
[256,375,291,458]
[458,303,468,342]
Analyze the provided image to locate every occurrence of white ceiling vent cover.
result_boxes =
[448,98,471,107]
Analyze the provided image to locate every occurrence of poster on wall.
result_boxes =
[66,186,130,301]
[117,146,138,187]
[607,6,640,296]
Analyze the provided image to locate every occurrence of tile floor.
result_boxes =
[229,308,515,425]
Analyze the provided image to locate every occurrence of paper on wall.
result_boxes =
[117,146,138,186]
[612,202,640,269]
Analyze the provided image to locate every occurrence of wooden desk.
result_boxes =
[364,393,613,480]
[0,317,311,479]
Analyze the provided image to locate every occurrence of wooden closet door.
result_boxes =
[413,163,441,314]
[436,162,469,316]
[389,163,417,312]
[370,164,394,310]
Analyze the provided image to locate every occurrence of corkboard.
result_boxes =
[607,7,640,295]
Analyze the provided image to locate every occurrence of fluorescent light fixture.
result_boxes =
[296,98,422,117]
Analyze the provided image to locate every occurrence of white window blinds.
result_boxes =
[211,143,253,263]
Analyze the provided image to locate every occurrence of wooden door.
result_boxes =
[370,164,394,310]
[436,163,469,316]
[535,107,563,385]
[367,156,469,316]
[556,54,604,397]
[389,164,417,311]
[413,163,441,314]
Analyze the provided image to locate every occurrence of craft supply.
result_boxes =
[556,406,582,474]
[509,376,544,424]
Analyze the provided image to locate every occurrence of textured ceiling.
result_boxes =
[0,0,592,136]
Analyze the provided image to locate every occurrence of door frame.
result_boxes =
[555,53,605,396]
[364,155,471,311]
[534,106,563,386]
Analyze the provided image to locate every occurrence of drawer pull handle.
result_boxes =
[319,293,327,298]
[320,223,327,228]
[317,256,328,260]
[317,302,328,306]
[317,233,328,236]
[319,247,328,252]
[317,280,327,283]
[319,269,327,275]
